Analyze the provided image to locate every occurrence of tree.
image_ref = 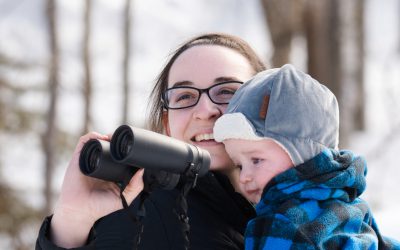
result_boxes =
[122,0,133,124]
[260,0,365,146]
[0,53,41,132]
[43,0,60,215]
[0,43,44,250]
[82,0,93,133]
[0,183,41,250]
[340,0,364,132]
[261,0,304,68]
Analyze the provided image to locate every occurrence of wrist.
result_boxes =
[50,205,96,248]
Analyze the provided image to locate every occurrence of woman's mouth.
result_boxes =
[193,133,215,142]
[190,133,222,147]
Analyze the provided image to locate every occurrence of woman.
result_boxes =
[36,33,266,249]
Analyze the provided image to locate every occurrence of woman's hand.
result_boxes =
[50,132,144,248]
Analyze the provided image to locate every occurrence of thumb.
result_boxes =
[122,168,145,205]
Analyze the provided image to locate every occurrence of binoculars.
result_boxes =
[79,125,211,190]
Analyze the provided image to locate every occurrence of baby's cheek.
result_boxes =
[238,184,247,196]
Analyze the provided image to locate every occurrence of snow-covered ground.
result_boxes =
[0,0,399,245]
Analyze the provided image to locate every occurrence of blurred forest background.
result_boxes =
[0,0,399,249]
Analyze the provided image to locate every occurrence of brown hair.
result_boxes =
[147,33,266,132]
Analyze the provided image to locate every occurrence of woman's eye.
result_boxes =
[176,94,194,102]
[172,92,196,104]
[217,88,236,96]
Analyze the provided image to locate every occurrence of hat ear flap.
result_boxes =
[259,95,270,119]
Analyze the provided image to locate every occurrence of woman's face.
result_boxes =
[164,45,254,171]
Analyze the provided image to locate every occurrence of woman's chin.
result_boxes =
[209,157,235,172]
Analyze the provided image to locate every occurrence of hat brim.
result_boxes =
[214,113,263,142]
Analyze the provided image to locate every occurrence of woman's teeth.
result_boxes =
[194,133,214,142]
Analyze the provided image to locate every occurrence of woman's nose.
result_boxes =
[193,93,222,120]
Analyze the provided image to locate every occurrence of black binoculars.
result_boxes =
[79,125,211,190]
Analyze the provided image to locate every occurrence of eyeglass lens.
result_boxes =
[165,81,242,109]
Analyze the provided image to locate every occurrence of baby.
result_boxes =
[214,64,400,249]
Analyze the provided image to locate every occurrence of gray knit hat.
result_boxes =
[214,64,339,166]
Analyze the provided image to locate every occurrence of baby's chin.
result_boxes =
[251,196,261,204]
[242,192,261,204]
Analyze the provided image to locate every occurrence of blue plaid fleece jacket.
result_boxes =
[245,149,400,250]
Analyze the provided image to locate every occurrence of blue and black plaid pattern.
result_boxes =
[245,149,400,250]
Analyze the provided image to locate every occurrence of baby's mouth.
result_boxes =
[246,189,259,196]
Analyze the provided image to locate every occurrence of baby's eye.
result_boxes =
[236,165,242,170]
[251,158,263,165]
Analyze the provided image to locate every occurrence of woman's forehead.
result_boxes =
[168,45,254,88]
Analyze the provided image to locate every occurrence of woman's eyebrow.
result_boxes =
[170,80,193,88]
[170,76,242,88]
[214,76,242,83]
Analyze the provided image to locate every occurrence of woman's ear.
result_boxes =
[162,111,171,136]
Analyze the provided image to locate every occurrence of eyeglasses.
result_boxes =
[162,81,243,110]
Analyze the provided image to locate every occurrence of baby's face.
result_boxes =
[223,138,293,203]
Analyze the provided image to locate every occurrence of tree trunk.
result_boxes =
[304,0,341,97]
[122,0,132,124]
[261,0,304,67]
[351,0,365,131]
[43,0,59,215]
[261,0,365,147]
[302,0,347,145]
[82,0,92,133]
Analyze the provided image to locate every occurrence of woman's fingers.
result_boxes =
[122,169,145,205]
[76,132,109,152]
[65,132,109,180]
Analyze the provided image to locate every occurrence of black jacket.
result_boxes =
[36,172,255,249]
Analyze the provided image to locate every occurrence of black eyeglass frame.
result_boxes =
[162,80,243,110]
